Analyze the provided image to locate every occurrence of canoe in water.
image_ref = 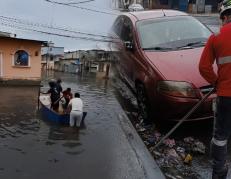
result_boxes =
[39,95,87,125]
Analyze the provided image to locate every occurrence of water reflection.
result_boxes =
[0,71,122,179]
[48,125,80,141]
[0,86,40,139]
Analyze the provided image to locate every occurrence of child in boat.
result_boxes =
[62,88,73,110]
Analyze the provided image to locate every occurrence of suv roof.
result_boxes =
[125,9,188,21]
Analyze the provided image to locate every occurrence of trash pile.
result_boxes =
[133,116,206,179]
[113,77,208,178]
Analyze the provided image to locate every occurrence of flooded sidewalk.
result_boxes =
[0,71,164,179]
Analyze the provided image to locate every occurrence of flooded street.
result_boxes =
[0,14,227,179]
[1,64,231,178]
[0,70,163,179]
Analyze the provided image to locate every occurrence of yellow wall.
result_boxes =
[0,38,41,81]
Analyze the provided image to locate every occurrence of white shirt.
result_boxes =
[68,98,83,112]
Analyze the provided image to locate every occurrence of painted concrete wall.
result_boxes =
[64,51,80,59]
[0,38,41,82]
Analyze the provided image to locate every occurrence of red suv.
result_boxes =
[110,10,215,123]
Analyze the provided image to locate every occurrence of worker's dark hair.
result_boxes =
[57,78,62,83]
[75,93,80,98]
[67,88,71,91]
[220,8,231,20]
[48,81,55,87]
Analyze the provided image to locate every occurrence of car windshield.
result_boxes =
[137,16,212,50]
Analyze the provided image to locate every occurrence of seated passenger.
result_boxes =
[62,88,73,109]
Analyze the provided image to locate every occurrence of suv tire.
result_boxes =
[136,83,151,124]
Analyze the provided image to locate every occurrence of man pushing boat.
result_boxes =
[67,92,84,127]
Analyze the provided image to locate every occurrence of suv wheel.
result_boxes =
[136,83,151,124]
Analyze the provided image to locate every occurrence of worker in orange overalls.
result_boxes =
[199,0,231,178]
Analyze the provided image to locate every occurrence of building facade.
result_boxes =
[41,42,64,70]
[0,36,44,85]
[119,0,219,13]
[54,50,111,74]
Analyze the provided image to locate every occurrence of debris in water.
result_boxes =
[176,147,186,159]
[135,123,146,132]
[163,139,176,148]
[193,141,206,154]
[147,137,155,145]
[184,137,194,144]
[184,154,193,164]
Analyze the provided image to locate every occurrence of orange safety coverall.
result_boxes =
[199,22,231,177]
[199,22,231,96]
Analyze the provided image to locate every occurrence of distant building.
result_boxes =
[120,0,219,13]
[54,49,111,74]
[41,42,64,70]
[0,34,45,85]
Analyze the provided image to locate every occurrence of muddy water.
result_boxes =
[0,71,146,179]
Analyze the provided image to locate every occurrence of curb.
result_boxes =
[117,113,165,179]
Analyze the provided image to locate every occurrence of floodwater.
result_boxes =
[0,70,153,179]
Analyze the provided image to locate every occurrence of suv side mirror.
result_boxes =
[124,41,133,51]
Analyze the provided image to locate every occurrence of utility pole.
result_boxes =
[46,47,48,71]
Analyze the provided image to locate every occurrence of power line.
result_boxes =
[0,15,117,40]
[65,0,120,12]
[45,0,119,16]
[65,0,94,4]
[0,21,120,43]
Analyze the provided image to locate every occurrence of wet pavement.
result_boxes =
[0,71,163,179]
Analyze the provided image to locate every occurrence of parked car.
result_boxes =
[110,10,215,122]
[128,3,144,11]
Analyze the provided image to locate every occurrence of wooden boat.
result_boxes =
[39,95,86,125]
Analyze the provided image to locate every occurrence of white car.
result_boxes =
[128,4,144,11]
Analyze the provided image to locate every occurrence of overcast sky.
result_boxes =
[0,0,119,51]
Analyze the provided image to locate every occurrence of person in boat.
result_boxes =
[62,88,73,109]
[42,80,61,111]
[67,92,83,127]
[56,78,63,94]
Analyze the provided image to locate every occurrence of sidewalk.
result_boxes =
[117,113,165,179]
